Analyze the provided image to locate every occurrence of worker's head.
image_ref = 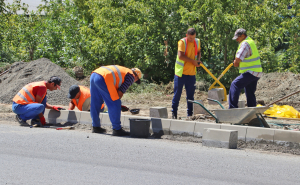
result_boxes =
[47,76,61,91]
[131,68,143,84]
[186,28,196,43]
[232,28,247,43]
[68,85,80,99]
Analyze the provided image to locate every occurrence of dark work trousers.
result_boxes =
[172,74,196,117]
[228,72,260,108]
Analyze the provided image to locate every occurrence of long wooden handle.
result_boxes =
[266,89,300,107]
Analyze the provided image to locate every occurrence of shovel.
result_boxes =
[121,105,140,115]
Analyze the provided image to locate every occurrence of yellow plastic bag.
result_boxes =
[264,104,300,118]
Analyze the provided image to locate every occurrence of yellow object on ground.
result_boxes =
[264,104,300,118]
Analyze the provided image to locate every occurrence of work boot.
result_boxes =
[92,126,107,134]
[112,128,130,136]
[172,112,177,119]
[15,115,27,125]
[31,118,41,126]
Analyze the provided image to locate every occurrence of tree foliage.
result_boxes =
[0,0,299,87]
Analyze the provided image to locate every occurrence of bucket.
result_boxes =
[129,119,151,138]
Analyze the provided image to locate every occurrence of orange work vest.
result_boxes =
[71,86,104,111]
[93,65,133,101]
[72,86,90,111]
[13,81,47,105]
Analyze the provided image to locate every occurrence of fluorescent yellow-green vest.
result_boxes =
[237,37,262,73]
[175,38,200,77]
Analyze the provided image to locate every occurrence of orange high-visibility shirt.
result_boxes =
[178,39,201,75]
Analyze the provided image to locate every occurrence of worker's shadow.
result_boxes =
[149,118,166,139]
[47,110,78,127]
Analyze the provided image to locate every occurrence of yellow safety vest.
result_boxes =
[174,38,200,77]
[237,37,262,73]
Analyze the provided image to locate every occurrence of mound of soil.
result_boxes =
[0,58,80,106]
[238,72,300,108]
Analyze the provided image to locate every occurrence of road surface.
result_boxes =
[0,124,299,185]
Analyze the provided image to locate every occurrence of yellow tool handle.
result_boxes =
[209,63,233,90]
[200,63,228,101]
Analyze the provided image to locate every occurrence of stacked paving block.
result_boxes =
[202,128,238,149]
[149,107,168,118]
[208,88,224,104]
[193,100,207,115]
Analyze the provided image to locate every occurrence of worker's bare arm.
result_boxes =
[35,95,43,103]
[118,90,123,99]
[197,50,202,64]
[68,101,75,110]
[178,51,200,67]
[233,58,242,67]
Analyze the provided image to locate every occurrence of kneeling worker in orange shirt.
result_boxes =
[67,85,104,112]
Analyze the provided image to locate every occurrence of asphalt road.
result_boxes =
[0,124,299,185]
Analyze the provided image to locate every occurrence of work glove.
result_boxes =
[40,116,46,126]
[52,106,64,111]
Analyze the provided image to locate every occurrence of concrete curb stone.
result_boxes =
[246,127,275,142]
[220,124,248,141]
[274,130,300,144]
[202,128,238,149]
[151,118,171,136]
[170,120,195,136]
[194,122,221,138]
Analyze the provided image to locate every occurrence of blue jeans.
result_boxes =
[228,72,260,108]
[172,74,196,116]
[90,73,121,130]
[12,96,47,121]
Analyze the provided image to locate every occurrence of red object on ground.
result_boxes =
[40,116,46,126]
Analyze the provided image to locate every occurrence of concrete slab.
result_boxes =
[246,127,275,142]
[149,107,168,118]
[151,118,171,136]
[193,100,206,115]
[220,124,248,141]
[123,115,151,129]
[208,88,224,104]
[194,122,221,138]
[202,128,238,149]
[170,120,195,136]
[274,130,300,144]
[45,109,81,124]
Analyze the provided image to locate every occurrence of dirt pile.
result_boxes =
[0,58,80,106]
[238,72,300,108]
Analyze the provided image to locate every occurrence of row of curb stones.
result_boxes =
[44,109,300,149]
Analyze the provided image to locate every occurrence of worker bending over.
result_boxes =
[67,85,104,112]
[229,28,262,108]
[12,76,64,126]
[90,65,142,136]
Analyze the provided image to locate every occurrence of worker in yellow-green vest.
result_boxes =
[172,28,202,119]
[229,28,263,108]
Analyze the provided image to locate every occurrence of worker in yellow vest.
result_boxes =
[90,65,142,136]
[67,85,105,112]
[172,28,202,119]
[229,28,262,108]
[12,76,64,126]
